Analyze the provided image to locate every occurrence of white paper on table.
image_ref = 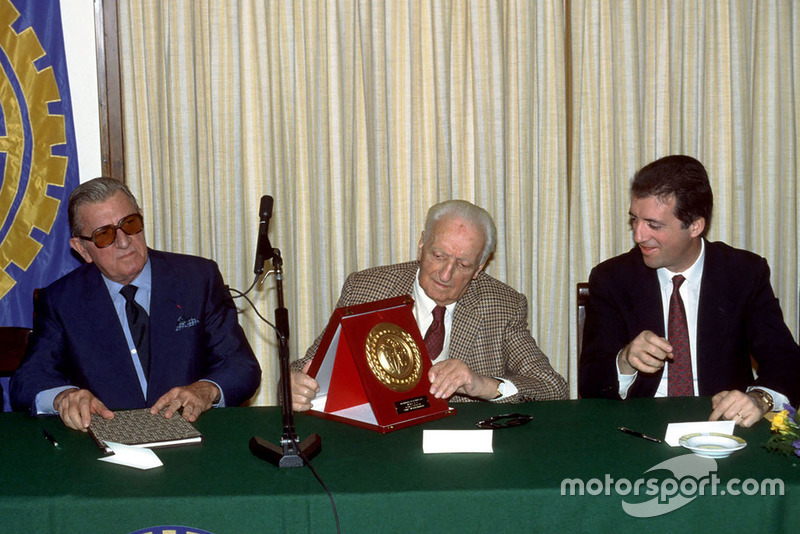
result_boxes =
[98,441,163,469]
[664,421,735,447]
[422,429,493,454]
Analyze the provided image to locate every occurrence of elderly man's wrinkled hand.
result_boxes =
[150,381,220,422]
[428,359,499,400]
[290,360,320,412]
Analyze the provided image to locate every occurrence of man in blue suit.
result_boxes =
[579,155,800,426]
[10,178,261,431]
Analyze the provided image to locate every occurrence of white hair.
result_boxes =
[423,200,497,264]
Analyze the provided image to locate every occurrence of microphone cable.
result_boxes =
[228,274,340,534]
[228,274,278,332]
[297,436,341,533]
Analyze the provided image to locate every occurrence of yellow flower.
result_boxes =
[771,410,789,433]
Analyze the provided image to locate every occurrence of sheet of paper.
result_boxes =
[664,421,736,447]
[422,429,493,454]
[98,441,163,470]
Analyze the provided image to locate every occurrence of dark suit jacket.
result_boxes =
[579,240,800,405]
[10,249,261,412]
[293,261,568,402]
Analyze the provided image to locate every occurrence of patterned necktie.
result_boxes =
[120,284,151,378]
[424,306,447,360]
[667,275,693,396]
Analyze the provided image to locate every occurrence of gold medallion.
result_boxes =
[365,322,422,392]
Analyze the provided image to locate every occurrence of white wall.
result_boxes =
[61,0,102,183]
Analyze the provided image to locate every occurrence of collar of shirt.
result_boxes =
[656,237,705,309]
[102,258,153,314]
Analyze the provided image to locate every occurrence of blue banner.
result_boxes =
[0,0,80,327]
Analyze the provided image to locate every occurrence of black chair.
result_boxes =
[0,327,31,411]
[575,283,590,398]
[576,282,589,362]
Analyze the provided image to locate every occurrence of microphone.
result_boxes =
[248,194,322,468]
[253,195,274,275]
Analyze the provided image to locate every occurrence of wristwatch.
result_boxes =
[748,388,774,413]
[493,380,506,400]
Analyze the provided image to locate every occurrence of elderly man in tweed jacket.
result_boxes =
[290,200,567,411]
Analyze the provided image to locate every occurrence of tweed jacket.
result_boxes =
[11,249,261,412]
[294,261,568,402]
[579,240,800,404]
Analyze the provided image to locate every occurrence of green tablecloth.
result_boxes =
[1,397,798,533]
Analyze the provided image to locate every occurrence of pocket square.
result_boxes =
[175,316,200,332]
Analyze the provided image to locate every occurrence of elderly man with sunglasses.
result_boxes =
[10,178,261,431]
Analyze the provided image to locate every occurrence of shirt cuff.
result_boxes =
[616,353,637,400]
[490,377,518,401]
[199,379,225,407]
[747,386,789,413]
[35,385,78,415]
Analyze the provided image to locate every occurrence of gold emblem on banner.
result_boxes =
[365,322,422,392]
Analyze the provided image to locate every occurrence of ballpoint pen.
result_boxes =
[617,426,662,443]
[42,428,60,448]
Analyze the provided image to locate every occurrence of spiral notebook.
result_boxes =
[89,408,203,451]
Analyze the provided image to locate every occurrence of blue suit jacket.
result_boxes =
[579,240,800,405]
[10,249,261,412]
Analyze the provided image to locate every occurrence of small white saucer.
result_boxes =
[679,432,747,459]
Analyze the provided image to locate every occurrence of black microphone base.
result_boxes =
[249,434,322,468]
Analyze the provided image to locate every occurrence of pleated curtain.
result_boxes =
[116,0,799,404]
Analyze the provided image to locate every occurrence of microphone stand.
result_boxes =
[249,249,322,468]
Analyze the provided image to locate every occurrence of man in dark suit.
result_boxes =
[289,200,567,411]
[10,178,261,431]
[579,155,800,426]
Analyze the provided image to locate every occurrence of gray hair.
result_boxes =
[423,200,497,265]
[68,177,140,236]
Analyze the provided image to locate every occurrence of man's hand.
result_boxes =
[150,381,221,422]
[54,388,114,432]
[290,360,319,412]
[710,390,767,427]
[428,359,500,400]
[617,330,674,375]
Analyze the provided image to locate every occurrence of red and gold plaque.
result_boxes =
[306,296,455,433]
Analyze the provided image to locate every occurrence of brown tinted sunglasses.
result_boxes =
[77,213,144,248]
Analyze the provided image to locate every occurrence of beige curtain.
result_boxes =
[117,0,799,404]
[569,0,800,393]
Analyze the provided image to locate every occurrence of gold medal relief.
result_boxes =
[365,323,422,393]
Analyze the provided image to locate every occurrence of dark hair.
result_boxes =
[631,155,713,235]
[68,177,140,237]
